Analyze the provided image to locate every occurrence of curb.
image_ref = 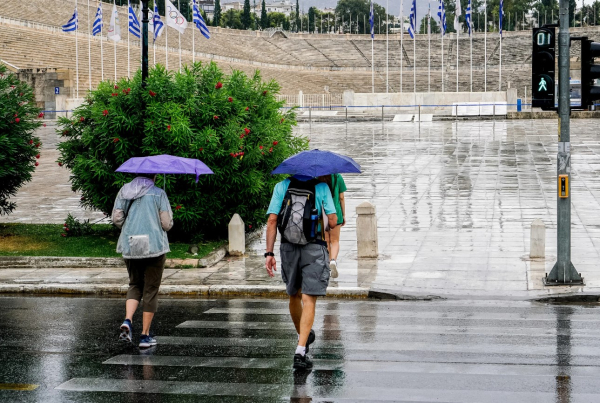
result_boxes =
[535,293,600,303]
[0,284,369,299]
[368,289,445,301]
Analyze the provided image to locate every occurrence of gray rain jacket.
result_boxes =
[111,177,174,259]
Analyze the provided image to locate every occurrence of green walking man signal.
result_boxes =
[538,77,548,92]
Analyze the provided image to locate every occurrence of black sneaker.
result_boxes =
[293,353,313,370]
[305,329,316,354]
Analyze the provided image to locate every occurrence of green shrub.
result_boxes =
[62,213,94,237]
[0,64,42,216]
[57,62,306,240]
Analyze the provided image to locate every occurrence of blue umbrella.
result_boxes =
[271,149,361,177]
[116,154,213,183]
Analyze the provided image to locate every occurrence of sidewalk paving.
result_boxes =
[4,121,600,300]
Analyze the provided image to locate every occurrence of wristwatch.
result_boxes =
[264,252,275,258]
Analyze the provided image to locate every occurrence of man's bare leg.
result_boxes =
[142,312,154,335]
[298,294,317,347]
[125,299,139,322]
[289,290,303,335]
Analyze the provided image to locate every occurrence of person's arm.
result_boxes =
[321,184,337,229]
[111,191,126,229]
[339,192,346,226]
[265,214,278,277]
[159,192,174,231]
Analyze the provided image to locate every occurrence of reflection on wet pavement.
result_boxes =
[1,296,600,402]
[5,120,600,297]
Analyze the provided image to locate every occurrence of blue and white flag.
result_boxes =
[437,0,447,35]
[193,0,210,39]
[153,3,165,42]
[466,0,472,36]
[408,0,416,39]
[499,0,504,37]
[92,3,103,36]
[62,8,78,32]
[369,1,374,39]
[128,1,141,38]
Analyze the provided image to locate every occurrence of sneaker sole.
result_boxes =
[139,342,157,348]
[119,325,132,343]
[330,262,338,279]
[293,360,313,370]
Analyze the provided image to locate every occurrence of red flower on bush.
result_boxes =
[38,112,44,118]
[273,141,278,145]
[167,125,171,131]
[280,118,285,123]
[175,205,182,210]
[245,107,249,111]
[244,128,250,135]
[36,154,40,159]
[213,115,219,120]
[263,90,268,96]
[80,117,85,122]
[269,147,273,153]
[259,145,264,150]
[240,134,245,139]
[111,93,118,97]
[29,140,34,145]
[35,143,40,148]
[61,233,66,237]
[35,162,39,166]
[215,82,223,89]
[113,138,119,143]
[14,113,18,117]
[149,90,156,97]
[43,123,46,127]
[103,110,109,116]
[228,97,233,102]
[58,162,63,167]
[199,148,203,152]
[114,85,119,89]
[15,118,20,123]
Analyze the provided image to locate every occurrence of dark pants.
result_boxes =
[125,254,166,313]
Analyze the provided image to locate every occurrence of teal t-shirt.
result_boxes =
[330,174,347,224]
[267,178,336,217]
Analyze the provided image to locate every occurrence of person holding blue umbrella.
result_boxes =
[112,155,213,348]
[266,150,361,369]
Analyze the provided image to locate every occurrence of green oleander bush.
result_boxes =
[0,64,42,216]
[57,62,305,241]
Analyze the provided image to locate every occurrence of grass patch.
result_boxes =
[0,224,223,260]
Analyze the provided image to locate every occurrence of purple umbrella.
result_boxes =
[116,154,213,182]
[271,149,361,177]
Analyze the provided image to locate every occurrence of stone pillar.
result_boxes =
[228,214,245,256]
[298,90,303,108]
[343,89,355,106]
[356,202,378,258]
[530,219,545,259]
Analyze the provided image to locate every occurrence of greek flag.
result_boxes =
[62,8,78,32]
[128,2,141,38]
[369,1,374,39]
[437,0,447,35]
[92,3,103,36]
[408,0,416,39]
[466,0,472,36]
[153,3,165,42]
[192,0,210,39]
[499,0,504,37]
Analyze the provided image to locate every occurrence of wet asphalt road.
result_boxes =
[1,296,600,402]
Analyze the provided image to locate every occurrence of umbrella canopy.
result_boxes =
[116,155,214,182]
[271,149,361,177]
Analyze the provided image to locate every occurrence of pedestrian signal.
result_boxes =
[531,27,555,110]
[580,38,600,109]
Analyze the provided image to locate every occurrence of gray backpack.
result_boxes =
[277,178,320,245]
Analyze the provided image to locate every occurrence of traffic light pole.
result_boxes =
[544,0,584,286]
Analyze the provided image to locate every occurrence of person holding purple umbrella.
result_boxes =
[111,173,174,348]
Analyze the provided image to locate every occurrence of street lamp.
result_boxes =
[141,0,149,87]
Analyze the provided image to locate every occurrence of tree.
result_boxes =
[213,0,222,26]
[261,0,269,29]
[295,0,301,31]
[419,15,439,34]
[335,0,392,34]
[57,63,307,240]
[269,12,288,28]
[0,64,42,216]
[308,7,316,33]
[221,9,243,29]
[242,0,252,29]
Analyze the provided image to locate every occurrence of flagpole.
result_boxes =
[113,0,117,80]
[400,0,403,93]
[128,1,130,78]
[88,0,92,90]
[192,12,195,63]
[178,0,182,72]
[428,2,431,92]
[75,2,79,98]
[499,35,502,91]
[441,14,444,92]
[456,26,459,92]
[413,31,416,93]
[470,19,472,92]
[100,3,104,81]
[386,0,389,93]
[165,0,169,70]
[484,0,487,92]
[371,34,374,93]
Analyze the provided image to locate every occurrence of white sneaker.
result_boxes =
[330,260,338,278]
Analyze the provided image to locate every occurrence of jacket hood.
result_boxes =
[120,177,156,200]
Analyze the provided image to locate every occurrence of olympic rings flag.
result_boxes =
[165,0,188,34]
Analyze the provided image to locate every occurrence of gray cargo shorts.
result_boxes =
[280,242,331,296]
